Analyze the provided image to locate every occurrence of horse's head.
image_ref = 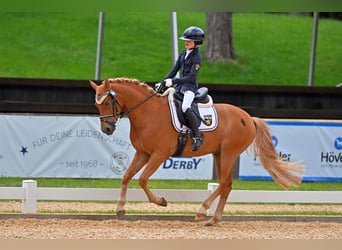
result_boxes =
[89,79,122,135]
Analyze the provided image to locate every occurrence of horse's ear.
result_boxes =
[89,80,98,91]
[104,78,110,89]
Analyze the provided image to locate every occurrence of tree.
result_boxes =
[205,12,235,62]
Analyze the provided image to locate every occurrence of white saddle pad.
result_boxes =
[162,88,218,133]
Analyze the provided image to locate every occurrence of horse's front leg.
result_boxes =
[116,152,149,218]
[138,154,169,207]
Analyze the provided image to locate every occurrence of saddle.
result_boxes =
[162,87,218,156]
[173,87,210,127]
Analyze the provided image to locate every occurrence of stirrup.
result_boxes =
[191,136,203,151]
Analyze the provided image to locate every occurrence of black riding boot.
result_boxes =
[184,108,203,151]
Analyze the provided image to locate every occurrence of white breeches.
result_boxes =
[182,90,195,113]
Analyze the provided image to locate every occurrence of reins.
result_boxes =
[121,91,158,117]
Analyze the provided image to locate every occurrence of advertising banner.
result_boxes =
[239,120,342,182]
[0,115,213,179]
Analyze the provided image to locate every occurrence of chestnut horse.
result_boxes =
[90,77,305,226]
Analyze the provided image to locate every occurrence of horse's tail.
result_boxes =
[252,117,305,189]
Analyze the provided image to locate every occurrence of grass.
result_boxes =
[1,177,341,191]
[0,12,341,86]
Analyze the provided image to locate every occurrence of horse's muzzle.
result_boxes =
[101,121,116,135]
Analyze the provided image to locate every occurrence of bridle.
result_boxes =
[95,88,158,126]
[95,89,121,127]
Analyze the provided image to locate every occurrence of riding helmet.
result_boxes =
[179,26,205,45]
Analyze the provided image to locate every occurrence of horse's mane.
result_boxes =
[107,77,161,96]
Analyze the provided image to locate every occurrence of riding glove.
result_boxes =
[165,78,173,87]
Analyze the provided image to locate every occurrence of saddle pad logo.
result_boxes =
[203,115,212,126]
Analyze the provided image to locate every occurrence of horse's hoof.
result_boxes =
[116,210,126,219]
[195,213,206,221]
[204,221,215,227]
[160,197,167,207]
[204,218,219,227]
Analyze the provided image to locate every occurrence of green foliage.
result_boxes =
[0,13,341,86]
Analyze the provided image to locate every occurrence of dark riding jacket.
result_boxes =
[163,47,202,94]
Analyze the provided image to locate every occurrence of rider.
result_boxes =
[158,26,205,151]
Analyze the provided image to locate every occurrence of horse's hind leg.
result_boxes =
[205,155,235,226]
[195,185,221,221]
[195,152,222,221]
[196,153,235,226]
[116,151,149,218]
[205,174,233,226]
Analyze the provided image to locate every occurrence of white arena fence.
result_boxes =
[0,180,342,215]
